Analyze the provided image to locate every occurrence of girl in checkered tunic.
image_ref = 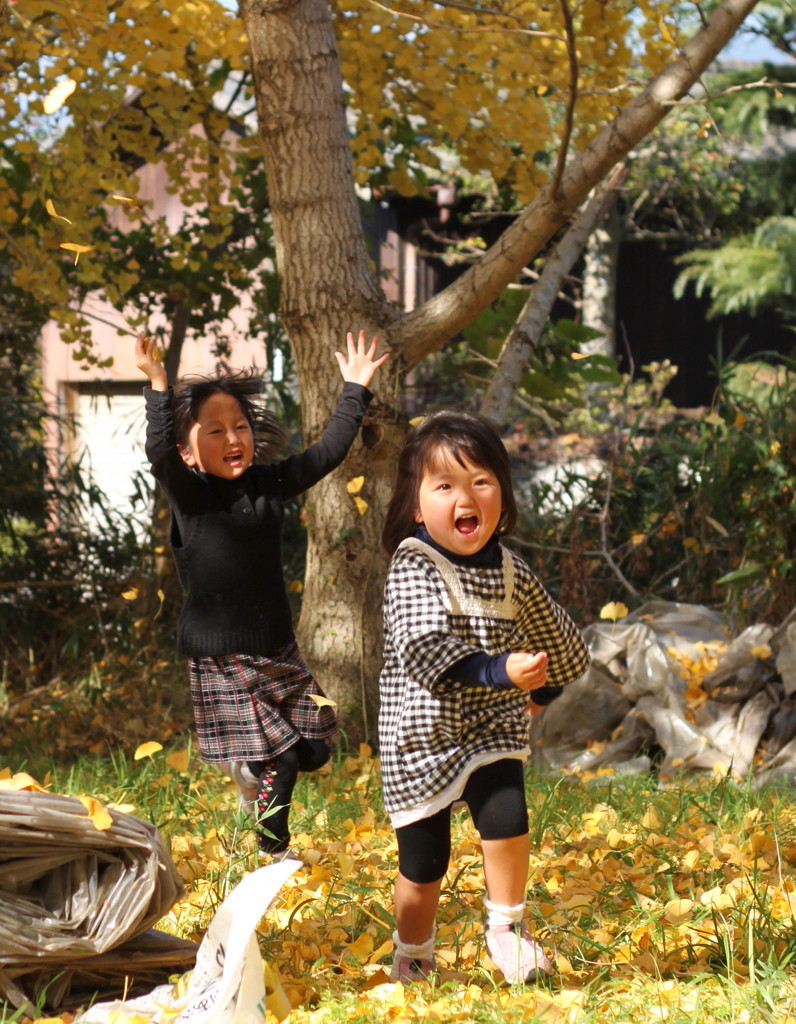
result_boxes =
[378,411,590,985]
[135,329,387,857]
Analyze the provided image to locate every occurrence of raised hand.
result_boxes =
[335,329,389,389]
[134,331,168,391]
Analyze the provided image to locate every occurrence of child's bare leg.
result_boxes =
[481,833,529,905]
[394,872,442,944]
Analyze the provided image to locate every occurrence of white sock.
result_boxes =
[484,898,525,928]
[392,928,435,960]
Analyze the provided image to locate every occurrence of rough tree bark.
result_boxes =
[238,0,759,741]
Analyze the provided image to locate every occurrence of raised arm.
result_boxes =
[135,331,168,391]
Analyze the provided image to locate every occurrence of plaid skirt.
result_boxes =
[188,641,337,763]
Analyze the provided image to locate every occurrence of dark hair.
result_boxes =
[381,410,518,555]
[172,368,286,462]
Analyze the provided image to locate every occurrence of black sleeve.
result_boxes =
[279,382,373,499]
[143,387,204,510]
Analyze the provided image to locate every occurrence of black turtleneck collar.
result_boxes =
[413,524,502,567]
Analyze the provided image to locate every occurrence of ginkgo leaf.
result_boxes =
[0,771,46,792]
[664,898,695,924]
[353,496,368,515]
[42,78,77,114]
[109,193,136,203]
[134,741,163,760]
[308,694,337,709]
[346,475,365,494]
[59,242,95,264]
[704,411,724,427]
[571,351,590,360]
[45,198,73,224]
[408,416,424,426]
[79,796,113,831]
[600,601,629,622]
[121,587,139,600]
[347,932,374,959]
[167,749,190,771]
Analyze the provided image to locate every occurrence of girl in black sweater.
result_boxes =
[135,330,387,856]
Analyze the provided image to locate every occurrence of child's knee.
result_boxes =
[293,737,331,772]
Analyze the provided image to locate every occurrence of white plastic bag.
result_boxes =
[75,859,300,1024]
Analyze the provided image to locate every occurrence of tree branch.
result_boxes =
[479,163,627,424]
[396,0,761,369]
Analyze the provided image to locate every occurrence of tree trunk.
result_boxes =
[239,0,759,741]
[581,203,623,359]
[239,0,399,740]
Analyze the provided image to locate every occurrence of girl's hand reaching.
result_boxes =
[506,651,549,691]
[135,331,168,391]
[335,329,389,389]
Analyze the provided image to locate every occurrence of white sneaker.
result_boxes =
[220,761,258,812]
[485,922,553,984]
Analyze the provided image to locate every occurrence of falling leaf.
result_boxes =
[353,496,368,515]
[658,17,674,43]
[167,749,190,772]
[704,516,728,537]
[134,741,163,760]
[308,694,337,709]
[45,198,73,224]
[78,796,113,831]
[59,242,95,264]
[121,587,139,601]
[346,475,365,494]
[571,351,590,360]
[408,416,424,426]
[109,193,136,203]
[600,601,629,622]
[288,580,304,594]
[42,78,77,114]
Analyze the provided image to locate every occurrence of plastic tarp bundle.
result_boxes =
[0,790,197,1015]
[74,859,300,1024]
[532,601,796,785]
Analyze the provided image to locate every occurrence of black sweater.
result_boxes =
[144,382,372,657]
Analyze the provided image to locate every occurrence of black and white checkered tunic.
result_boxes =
[378,538,590,826]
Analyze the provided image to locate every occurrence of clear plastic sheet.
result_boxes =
[0,790,196,1015]
[532,601,796,786]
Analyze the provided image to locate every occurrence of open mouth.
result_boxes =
[456,515,479,536]
[224,451,243,466]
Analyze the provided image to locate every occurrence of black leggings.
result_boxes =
[395,758,529,884]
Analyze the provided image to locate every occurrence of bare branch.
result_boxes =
[550,0,579,200]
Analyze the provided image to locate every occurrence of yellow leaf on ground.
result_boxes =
[663,898,695,924]
[167,749,190,771]
[348,933,374,959]
[79,796,113,831]
[43,77,77,113]
[134,741,163,760]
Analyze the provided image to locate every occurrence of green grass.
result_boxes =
[5,743,796,1022]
